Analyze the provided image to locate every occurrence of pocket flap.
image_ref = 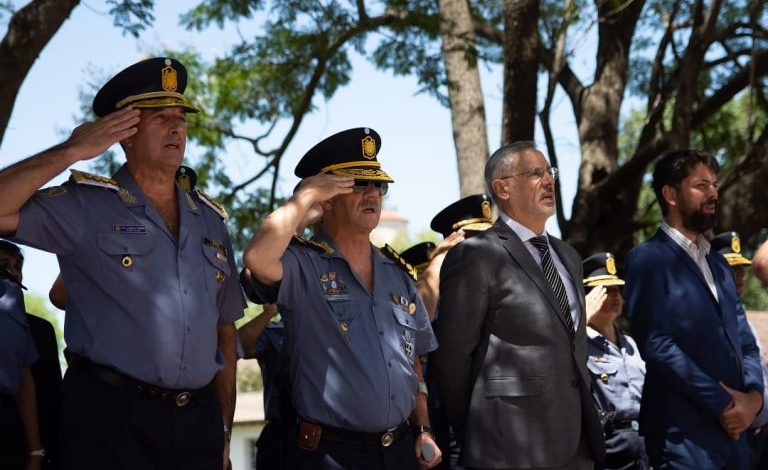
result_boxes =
[96,233,155,255]
[485,376,543,397]
[587,358,619,376]
[202,244,232,275]
[391,305,416,329]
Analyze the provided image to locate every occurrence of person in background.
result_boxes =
[582,252,648,470]
[0,239,43,470]
[0,241,61,470]
[710,231,768,470]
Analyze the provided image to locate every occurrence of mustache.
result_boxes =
[360,199,380,210]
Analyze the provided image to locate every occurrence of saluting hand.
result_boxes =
[61,107,140,162]
[585,285,607,323]
[431,230,465,260]
[297,173,354,204]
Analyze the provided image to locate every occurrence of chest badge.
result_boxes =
[403,329,414,358]
[321,271,349,301]
[392,292,416,315]
[216,271,226,282]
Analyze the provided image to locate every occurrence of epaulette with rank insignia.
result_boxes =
[70,170,120,191]
[195,188,228,220]
[381,244,417,281]
[291,235,334,255]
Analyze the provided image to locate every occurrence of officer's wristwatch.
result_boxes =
[413,424,434,437]
[417,381,428,396]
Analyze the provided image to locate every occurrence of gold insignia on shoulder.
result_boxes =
[118,188,136,204]
[382,244,418,281]
[291,235,334,255]
[361,135,376,159]
[162,59,178,92]
[731,234,741,254]
[178,173,192,192]
[605,256,617,275]
[482,200,492,220]
[195,188,228,220]
[39,186,67,198]
[70,170,120,191]
[184,191,198,211]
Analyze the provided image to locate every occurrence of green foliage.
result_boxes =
[106,0,156,38]
[691,92,768,168]
[743,272,768,311]
[237,363,264,392]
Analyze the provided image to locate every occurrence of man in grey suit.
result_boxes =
[434,142,605,469]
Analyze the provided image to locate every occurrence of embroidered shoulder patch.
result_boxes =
[291,235,334,255]
[70,170,120,191]
[195,188,228,220]
[381,244,417,281]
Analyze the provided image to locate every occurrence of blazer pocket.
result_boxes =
[485,376,543,398]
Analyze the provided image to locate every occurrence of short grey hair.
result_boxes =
[484,141,538,205]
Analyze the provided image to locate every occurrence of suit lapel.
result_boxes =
[657,230,718,305]
[492,220,570,331]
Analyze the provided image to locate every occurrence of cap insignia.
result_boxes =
[482,200,492,220]
[731,234,741,254]
[361,135,376,160]
[605,256,617,275]
[162,62,178,92]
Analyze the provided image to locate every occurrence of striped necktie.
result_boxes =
[529,236,575,333]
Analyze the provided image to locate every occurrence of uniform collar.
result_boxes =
[112,164,198,214]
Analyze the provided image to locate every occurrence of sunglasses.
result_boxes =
[352,180,389,196]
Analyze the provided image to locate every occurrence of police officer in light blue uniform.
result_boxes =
[583,252,648,470]
[0,57,244,470]
[0,242,42,469]
[242,128,442,470]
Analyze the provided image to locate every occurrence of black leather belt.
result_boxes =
[299,418,409,448]
[69,354,213,407]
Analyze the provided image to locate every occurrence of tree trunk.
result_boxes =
[0,0,80,148]
[439,0,489,196]
[718,125,768,241]
[501,0,538,144]
[558,0,645,256]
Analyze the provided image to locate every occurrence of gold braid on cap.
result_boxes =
[452,217,493,230]
[321,160,381,173]
[115,91,199,112]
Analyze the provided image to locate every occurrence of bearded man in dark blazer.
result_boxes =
[434,142,604,470]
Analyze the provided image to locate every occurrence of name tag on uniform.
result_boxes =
[112,224,147,234]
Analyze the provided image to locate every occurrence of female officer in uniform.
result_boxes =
[583,252,648,470]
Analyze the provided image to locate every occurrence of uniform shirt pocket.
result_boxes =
[96,233,156,287]
[392,306,417,362]
[202,244,233,295]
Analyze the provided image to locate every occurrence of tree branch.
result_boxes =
[0,0,80,146]
[692,48,768,128]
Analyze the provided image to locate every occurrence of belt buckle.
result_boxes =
[381,431,394,447]
[175,391,191,407]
